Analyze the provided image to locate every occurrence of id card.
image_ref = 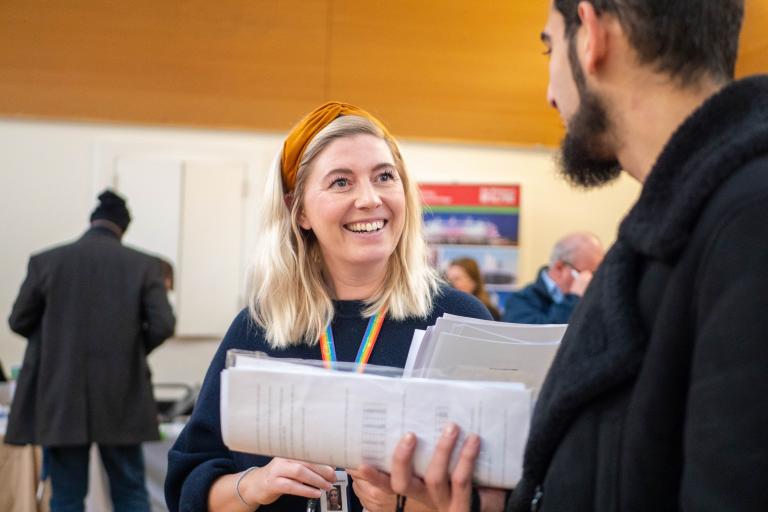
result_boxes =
[320,470,349,512]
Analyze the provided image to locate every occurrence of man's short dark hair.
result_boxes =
[554,0,744,86]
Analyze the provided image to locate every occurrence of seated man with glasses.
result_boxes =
[502,232,603,324]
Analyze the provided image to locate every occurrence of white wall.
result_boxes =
[0,118,641,387]
[399,141,640,281]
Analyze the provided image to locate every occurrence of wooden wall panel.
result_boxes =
[0,0,764,146]
[328,1,561,146]
[0,0,329,131]
[736,0,768,78]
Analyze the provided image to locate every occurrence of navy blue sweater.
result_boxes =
[165,286,492,512]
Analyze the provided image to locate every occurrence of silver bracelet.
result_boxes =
[235,466,258,508]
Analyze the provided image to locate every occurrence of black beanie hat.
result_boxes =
[90,189,131,231]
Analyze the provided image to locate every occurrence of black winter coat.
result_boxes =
[6,227,176,446]
[509,76,768,511]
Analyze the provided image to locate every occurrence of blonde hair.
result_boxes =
[248,115,440,348]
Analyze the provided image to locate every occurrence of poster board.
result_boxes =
[420,184,520,315]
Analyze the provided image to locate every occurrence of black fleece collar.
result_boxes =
[621,75,768,260]
[512,75,768,508]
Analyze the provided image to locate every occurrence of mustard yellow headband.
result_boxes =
[281,101,391,192]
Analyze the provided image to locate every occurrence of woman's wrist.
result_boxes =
[236,467,260,510]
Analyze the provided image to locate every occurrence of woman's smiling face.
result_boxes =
[298,133,406,276]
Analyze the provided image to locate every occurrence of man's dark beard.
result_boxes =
[557,37,622,189]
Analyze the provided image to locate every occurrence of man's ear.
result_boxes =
[577,1,609,75]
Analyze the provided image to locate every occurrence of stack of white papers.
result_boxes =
[221,350,532,488]
[220,315,565,488]
[404,314,565,394]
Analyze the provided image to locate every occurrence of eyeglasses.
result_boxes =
[562,261,581,279]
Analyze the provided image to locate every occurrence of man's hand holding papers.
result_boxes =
[389,426,507,512]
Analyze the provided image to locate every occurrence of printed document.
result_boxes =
[405,316,565,393]
[221,352,531,488]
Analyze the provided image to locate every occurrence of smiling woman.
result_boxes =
[253,104,442,349]
[298,133,405,285]
[164,102,494,512]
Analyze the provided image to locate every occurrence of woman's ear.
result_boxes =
[298,210,311,230]
[286,192,310,230]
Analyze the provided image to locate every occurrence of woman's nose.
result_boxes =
[355,182,383,209]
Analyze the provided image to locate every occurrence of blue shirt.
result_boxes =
[540,268,565,304]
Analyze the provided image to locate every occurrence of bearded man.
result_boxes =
[383,1,768,511]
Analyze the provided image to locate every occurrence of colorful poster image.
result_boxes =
[420,184,520,315]
[420,184,519,246]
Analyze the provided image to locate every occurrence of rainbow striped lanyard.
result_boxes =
[319,309,387,373]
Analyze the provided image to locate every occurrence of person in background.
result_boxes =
[158,258,177,311]
[445,258,501,320]
[6,189,176,512]
[159,258,174,292]
[164,102,492,512]
[388,0,768,510]
[502,232,603,324]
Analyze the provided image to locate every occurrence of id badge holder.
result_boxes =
[320,470,349,512]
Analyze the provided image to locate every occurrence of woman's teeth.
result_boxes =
[346,220,385,233]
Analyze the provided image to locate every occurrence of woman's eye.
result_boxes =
[377,170,396,182]
[330,177,349,188]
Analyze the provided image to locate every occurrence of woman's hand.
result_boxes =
[390,424,481,512]
[240,457,336,506]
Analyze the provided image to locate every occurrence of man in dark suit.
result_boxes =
[6,189,175,512]
[502,232,603,324]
